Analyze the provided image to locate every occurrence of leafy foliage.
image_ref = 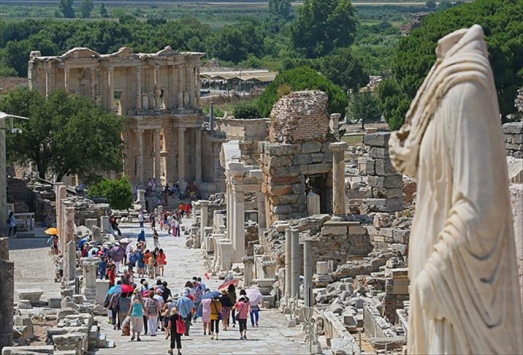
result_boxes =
[59,0,75,18]
[256,66,347,117]
[0,88,124,182]
[233,102,260,119]
[79,0,94,19]
[378,0,523,129]
[290,0,357,58]
[88,177,133,210]
[347,90,382,124]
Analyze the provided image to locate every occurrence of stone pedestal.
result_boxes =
[81,257,100,303]
[85,219,97,230]
[96,279,110,306]
[330,142,348,216]
[100,216,110,233]
[317,261,329,274]
[137,189,146,211]
[0,259,14,350]
[291,228,300,298]
[303,238,313,306]
[307,192,321,216]
[243,256,254,287]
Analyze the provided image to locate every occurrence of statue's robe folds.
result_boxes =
[389,25,522,354]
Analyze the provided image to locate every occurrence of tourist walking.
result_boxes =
[209,295,222,340]
[228,284,237,327]
[7,211,16,237]
[201,290,212,335]
[176,291,195,336]
[138,210,144,228]
[235,295,250,340]
[144,289,160,336]
[127,291,146,341]
[167,307,183,355]
[157,249,167,277]
[219,289,233,331]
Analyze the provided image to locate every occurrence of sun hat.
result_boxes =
[170,307,179,315]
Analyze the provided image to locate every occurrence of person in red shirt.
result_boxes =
[184,203,191,218]
[107,261,116,287]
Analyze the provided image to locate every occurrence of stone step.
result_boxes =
[97,332,106,348]
[105,339,116,348]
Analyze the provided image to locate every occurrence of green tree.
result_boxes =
[269,0,293,20]
[208,20,264,63]
[290,0,357,58]
[0,88,124,182]
[319,47,369,93]
[426,0,436,10]
[59,0,75,18]
[87,177,133,210]
[100,2,109,18]
[347,90,382,128]
[80,0,94,19]
[378,0,523,129]
[256,66,347,117]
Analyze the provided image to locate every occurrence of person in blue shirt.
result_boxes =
[176,291,195,336]
[137,229,146,243]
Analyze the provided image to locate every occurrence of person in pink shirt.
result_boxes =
[234,295,250,340]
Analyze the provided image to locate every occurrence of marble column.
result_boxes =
[285,228,292,298]
[226,181,233,241]
[257,192,266,232]
[195,128,202,183]
[0,119,6,236]
[330,113,341,139]
[108,66,114,110]
[65,240,76,281]
[154,64,161,109]
[55,184,67,251]
[177,65,184,109]
[232,180,245,262]
[137,129,144,184]
[189,66,195,107]
[200,200,209,247]
[243,256,254,287]
[64,67,70,93]
[178,127,186,189]
[290,228,300,298]
[136,65,142,109]
[45,67,51,98]
[81,257,100,302]
[0,257,14,350]
[90,66,96,100]
[303,238,313,306]
[137,189,146,211]
[154,129,161,180]
[195,66,201,107]
[64,206,75,281]
[329,142,348,216]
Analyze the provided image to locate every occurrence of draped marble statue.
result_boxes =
[389,25,523,354]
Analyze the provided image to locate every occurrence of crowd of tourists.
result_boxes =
[104,275,262,355]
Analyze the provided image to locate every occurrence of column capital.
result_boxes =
[329,141,348,152]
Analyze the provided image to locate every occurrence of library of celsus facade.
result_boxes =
[28,46,212,191]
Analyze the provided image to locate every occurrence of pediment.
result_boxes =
[61,47,100,60]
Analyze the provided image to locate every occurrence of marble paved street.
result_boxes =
[10,217,310,354]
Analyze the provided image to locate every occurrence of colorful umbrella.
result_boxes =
[201,290,221,300]
[246,288,263,304]
[107,284,134,295]
[45,227,59,235]
[217,279,239,290]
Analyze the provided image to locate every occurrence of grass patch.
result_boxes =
[342,134,364,145]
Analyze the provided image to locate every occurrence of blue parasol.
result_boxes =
[201,290,221,300]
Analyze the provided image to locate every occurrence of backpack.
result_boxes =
[146,298,158,315]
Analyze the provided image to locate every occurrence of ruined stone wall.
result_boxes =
[362,132,403,213]
[269,91,330,144]
[260,143,333,223]
[215,117,269,142]
[6,178,35,214]
[260,90,337,223]
[503,122,523,158]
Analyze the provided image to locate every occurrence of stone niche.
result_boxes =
[260,91,336,224]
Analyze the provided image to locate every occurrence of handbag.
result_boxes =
[176,317,186,334]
